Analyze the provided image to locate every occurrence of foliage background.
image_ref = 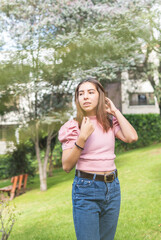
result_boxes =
[0,114,161,180]
[115,114,161,153]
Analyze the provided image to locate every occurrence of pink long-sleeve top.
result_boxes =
[58,115,121,172]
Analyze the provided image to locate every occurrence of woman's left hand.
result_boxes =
[105,97,118,116]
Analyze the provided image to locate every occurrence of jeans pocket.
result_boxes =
[76,178,94,188]
[114,177,121,193]
[73,179,95,201]
[115,177,120,184]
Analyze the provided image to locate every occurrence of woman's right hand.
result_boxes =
[79,117,95,142]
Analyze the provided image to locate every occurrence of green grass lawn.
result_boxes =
[0,143,161,240]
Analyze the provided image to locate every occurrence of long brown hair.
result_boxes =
[74,78,112,132]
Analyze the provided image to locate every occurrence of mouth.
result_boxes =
[83,102,91,106]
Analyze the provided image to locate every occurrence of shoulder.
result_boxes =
[59,119,79,132]
[58,119,80,143]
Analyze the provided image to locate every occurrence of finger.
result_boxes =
[81,117,86,125]
[84,117,89,123]
[106,97,110,100]
[105,97,109,103]
[106,97,111,102]
[83,116,89,123]
[105,102,110,107]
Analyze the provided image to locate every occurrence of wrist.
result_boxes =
[75,142,84,150]
[79,134,87,142]
[112,108,119,116]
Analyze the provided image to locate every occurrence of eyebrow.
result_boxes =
[78,89,96,93]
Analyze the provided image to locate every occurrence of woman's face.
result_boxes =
[78,82,99,116]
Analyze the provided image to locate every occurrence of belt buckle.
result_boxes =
[104,173,115,183]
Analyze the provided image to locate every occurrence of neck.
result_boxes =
[87,115,97,119]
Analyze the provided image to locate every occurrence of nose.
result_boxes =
[83,92,89,99]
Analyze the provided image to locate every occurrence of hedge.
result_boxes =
[115,114,161,153]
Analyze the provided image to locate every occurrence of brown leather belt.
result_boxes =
[75,169,118,183]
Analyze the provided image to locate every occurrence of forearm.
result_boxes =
[114,110,138,142]
[62,135,86,173]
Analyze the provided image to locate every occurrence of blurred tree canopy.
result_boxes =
[0,0,161,190]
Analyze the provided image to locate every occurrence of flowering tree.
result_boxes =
[0,0,114,191]
[1,0,160,191]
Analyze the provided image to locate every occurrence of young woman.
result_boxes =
[58,78,138,240]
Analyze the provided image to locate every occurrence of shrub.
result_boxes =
[0,141,37,179]
[0,155,9,179]
[53,140,62,168]
[115,114,161,153]
[0,200,18,240]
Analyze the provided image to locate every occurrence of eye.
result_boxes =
[89,91,94,94]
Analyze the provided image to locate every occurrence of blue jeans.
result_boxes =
[72,172,121,240]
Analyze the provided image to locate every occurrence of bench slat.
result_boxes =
[0,185,12,191]
[0,174,28,200]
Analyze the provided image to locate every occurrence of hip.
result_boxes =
[72,170,121,202]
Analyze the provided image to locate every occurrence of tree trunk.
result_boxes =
[48,154,54,177]
[39,167,47,191]
[35,135,47,191]
[35,121,55,191]
[35,121,48,191]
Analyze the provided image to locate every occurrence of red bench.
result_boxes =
[0,174,28,200]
